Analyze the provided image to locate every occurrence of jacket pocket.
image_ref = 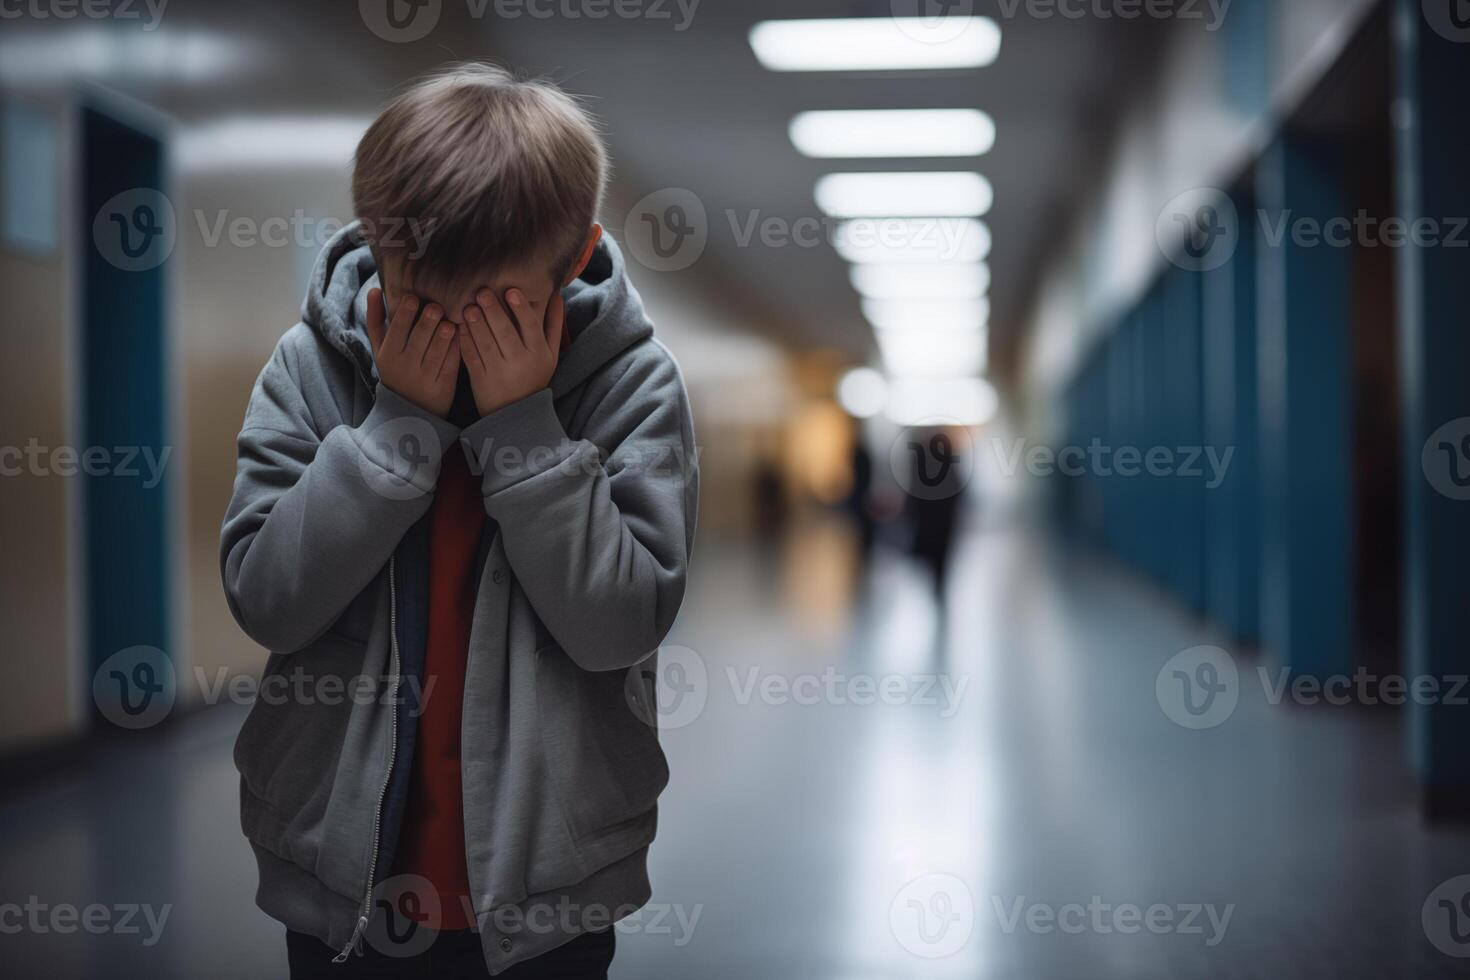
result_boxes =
[534,645,669,841]
[234,633,366,859]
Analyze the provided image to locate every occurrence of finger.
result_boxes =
[458,324,485,373]
[366,288,387,359]
[476,288,524,354]
[504,289,541,348]
[543,291,566,352]
[448,333,463,369]
[462,303,502,363]
[385,292,420,354]
[422,314,456,377]
[434,336,461,384]
[406,304,444,363]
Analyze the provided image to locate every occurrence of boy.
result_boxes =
[220,64,697,978]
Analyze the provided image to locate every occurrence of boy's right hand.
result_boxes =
[366,287,460,419]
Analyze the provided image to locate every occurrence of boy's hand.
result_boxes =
[366,287,460,419]
[459,287,564,417]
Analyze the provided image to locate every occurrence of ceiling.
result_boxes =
[3,0,1169,380]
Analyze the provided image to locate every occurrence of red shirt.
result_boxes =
[391,438,485,930]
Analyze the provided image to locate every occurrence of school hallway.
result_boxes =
[3,515,1465,979]
[5,2,1470,976]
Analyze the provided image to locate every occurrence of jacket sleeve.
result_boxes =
[220,338,461,653]
[459,349,699,672]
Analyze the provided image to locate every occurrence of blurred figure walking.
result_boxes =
[904,425,968,604]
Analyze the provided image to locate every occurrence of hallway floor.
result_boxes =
[3,520,1467,978]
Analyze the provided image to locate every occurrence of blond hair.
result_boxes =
[352,63,607,293]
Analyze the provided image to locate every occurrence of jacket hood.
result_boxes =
[301,220,656,397]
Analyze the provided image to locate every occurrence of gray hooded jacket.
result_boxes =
[220,222,697,973]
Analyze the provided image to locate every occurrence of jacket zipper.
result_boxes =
[334,554,400,962]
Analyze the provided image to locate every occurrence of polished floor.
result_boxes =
[2,517,1468,978]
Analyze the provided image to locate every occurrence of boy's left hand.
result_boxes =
[459,287,565,417]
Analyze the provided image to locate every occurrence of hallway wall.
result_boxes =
[1020,0,1379,410]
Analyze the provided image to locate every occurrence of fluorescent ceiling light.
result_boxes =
[863,297,989,333]
[886,376,999,427]
[749,17,1002,72]
[877,329,988,378]
[837,367,888,419]
[790,109,995,158]
[0,27,259,87]
[178,116,371,170]
[850,263,990,300]
[835,218,992,264]
[816,172,992,218]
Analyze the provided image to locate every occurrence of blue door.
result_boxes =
[81,104,172,725]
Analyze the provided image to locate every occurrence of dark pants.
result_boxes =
[287,927,615,979]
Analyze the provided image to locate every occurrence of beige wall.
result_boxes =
[0,99,76,745]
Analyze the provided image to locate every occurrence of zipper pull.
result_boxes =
[333,914,370,963]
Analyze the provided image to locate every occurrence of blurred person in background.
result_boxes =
[905,425,967,607]
[845,422,878,569]
[752,452,788,540]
